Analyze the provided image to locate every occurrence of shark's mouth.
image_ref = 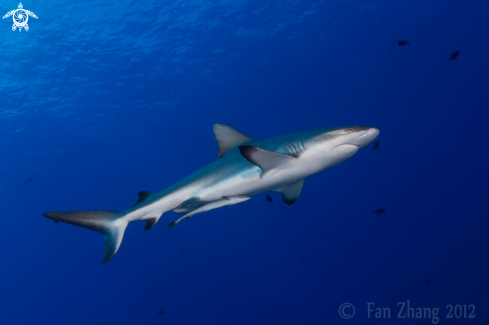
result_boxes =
[334,144,360,157]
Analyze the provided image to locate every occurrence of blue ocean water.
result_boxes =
[1,0,488,323]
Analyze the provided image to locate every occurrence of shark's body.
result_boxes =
[43,124,379,263]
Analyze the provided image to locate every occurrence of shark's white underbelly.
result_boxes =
[195,166,308,201]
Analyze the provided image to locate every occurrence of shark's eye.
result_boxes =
[346,127,354,133]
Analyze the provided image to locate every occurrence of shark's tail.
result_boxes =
[42,210,128,264]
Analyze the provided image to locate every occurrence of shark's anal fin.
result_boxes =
[239,145,297,179]
[42,210,127,264]
[274,180,304,205]
[213,124,253,158]
[144,218,158,230]
[133,191,153,208]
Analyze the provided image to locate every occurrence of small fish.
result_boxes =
[23,177,33,185]
[158,309,165,316]
[266,194,273,203]
[373,140,380,150]
[449,51,460,61]
[398,40,410,46]
[373,209,386,215]
[427,279,431,286]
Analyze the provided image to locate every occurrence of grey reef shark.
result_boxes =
[43,124,379,264]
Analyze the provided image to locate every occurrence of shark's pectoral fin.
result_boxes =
[274,179,304,205]
[133,191,153,207]
[214,124,253,158]
[239,145,297,179]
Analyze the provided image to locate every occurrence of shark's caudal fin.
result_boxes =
[42,210,128,264]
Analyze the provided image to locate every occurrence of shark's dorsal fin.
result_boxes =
[133,191,153,208]
[213,124,253,158]
[273,180,304,205]
[239,145,297,179]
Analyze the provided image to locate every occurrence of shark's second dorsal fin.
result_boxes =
[133,191,153,208]
[213,124,253,158]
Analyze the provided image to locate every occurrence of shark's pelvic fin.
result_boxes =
[274,180,304,205]
[239,145,297,179]
[133,191,153,207]
[42,211,127,264]
[213,124,253,158]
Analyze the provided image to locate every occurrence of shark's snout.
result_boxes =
[351,127,380,148]
[365,127,379,140]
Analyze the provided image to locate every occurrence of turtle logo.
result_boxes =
[3,3,38,32]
